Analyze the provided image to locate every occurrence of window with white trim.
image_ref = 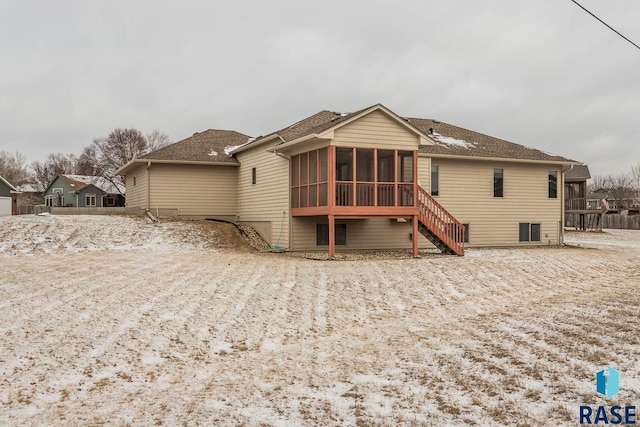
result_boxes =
[85,194,96,207]
[53,189,64,207]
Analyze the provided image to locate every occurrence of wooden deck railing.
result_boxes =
[336,182,415,207]
[417,186,465,255]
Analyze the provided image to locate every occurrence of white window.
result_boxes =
[45,195,54,207]
[53,188,64,207]
[85,194,96,207]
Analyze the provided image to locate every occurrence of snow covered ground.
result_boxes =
[1,216,639,425]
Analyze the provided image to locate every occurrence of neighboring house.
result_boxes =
[588,189,639,213]
[0,175,18,216]
[117,104,580,256]
[15,183,45,215]
[564,165,604,230]
[43,175,125,208]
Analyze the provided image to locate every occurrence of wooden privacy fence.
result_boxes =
[602,214,640,230]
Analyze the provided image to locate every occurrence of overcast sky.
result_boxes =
[1,0,639,177]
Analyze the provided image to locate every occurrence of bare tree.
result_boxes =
[146,129,171,153]
[0,151,30,186]
[631,160,640,200]
[588,175,608,193]
[603,173,636,210]
[80,128,171,194]
[30,153,80,191]
[77,145,105,176]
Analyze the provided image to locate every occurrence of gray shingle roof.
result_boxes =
[241,105,577,164]
[409,118,577,163]
[61,175,125,194]
[276,108,369,143]
[565,164,591,181]
[141,129,252,163]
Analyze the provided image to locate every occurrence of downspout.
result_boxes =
[561,164,575,246]
[272,136,293,251]
[146,161,151,211]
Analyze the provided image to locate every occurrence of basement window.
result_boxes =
[316,223,347,246]
[519,223,541,242]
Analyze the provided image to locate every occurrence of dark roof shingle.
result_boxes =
[142,129,252,163]
[565,164,591,181]
[242,105,577,164]
[278,107,372,142]
[409,118,577,163]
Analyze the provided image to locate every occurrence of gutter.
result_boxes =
[114,159,239,175]
[146,161,151,210]
[419,152,582,166]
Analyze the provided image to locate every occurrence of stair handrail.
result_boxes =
[417,186,465,255]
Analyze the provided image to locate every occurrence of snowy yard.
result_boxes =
[1,216,639,426]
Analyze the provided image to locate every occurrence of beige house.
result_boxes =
[116,130,249,221]
[117,104,579,256]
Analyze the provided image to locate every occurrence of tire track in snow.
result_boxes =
[159,261,267,406]
[84,252,245,423]
[31,256,202,410]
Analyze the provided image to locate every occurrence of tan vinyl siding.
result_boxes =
[418,157,430,190]
[125,164,148,209]
[236,140,290,247]
[332,110,419,150]
[148,164,237,218]
[287,140,330,157]
[291,217,433,251]
[431,158,563,247]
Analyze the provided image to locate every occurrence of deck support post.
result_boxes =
[412,214,419,257]
[328,214,335,258]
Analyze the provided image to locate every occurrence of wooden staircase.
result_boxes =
[414,186,465,256]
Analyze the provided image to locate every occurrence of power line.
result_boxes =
[569,0,640,51]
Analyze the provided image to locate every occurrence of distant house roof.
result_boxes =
[564,164,591,181]
[58,175,125,195]
[233,104,578,164]
[115,129,251,175]
[16,183,42,193]
[0,175,17,192]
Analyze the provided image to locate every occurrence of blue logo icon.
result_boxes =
[596,366,620,399]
